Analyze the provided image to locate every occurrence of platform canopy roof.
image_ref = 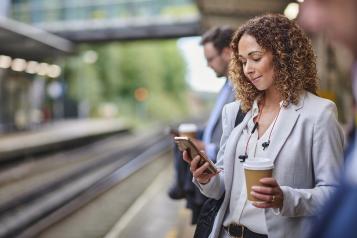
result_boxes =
[196,0,293,31]
[0,17,75,61]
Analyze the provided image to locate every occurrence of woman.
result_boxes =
[184,14,344,238]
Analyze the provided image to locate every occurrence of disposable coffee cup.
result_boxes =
[243,158,274,202]
[178,123,197,138]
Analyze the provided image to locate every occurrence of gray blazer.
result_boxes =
[196,91,344,238]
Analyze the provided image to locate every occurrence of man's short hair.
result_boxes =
[200,26,235,53]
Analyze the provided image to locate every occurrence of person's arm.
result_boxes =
[192,103,237,199]
[279,103,344,217]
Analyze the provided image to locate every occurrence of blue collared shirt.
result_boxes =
[202,80,233,162]
[346,61,357,184]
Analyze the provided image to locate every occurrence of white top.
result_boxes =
[223,100,281,235]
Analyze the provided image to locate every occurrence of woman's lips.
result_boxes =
[251,76,262,84]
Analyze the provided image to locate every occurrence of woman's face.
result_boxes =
[238,34,275,91]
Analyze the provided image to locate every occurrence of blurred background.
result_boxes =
[0,1,353,238]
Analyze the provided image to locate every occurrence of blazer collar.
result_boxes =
[268,92,306,163]
[290,91,305,111]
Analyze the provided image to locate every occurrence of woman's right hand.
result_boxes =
[182,151,217,184]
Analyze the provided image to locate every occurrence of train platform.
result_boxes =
[0,118,129,161]
[104,162,196,238]
[32,150,196,238]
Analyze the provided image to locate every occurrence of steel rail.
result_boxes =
[0,132,171,238]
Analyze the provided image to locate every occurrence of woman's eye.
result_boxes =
[253,58,261,62]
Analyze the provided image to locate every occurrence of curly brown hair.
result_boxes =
[230,14,318,112]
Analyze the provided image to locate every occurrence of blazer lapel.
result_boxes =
[269,94,305,163]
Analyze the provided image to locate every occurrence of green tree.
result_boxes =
[63,39,188,125]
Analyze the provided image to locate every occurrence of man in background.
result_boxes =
[299,0,357,237]
[168,26,235,224]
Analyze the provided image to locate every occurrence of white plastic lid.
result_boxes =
[243,158,274,170]
[178,123,197,133]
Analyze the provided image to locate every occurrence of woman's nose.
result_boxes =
[245,61,254,75]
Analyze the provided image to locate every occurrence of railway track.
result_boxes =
[0,129,171,238]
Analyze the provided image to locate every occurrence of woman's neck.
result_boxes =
[263,87,282,109]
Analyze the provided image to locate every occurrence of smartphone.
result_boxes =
[174,136,219,175]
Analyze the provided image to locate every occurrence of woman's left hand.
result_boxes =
[250,177,284,209]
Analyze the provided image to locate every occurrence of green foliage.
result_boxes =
[63,40,189,125]
[63,55,103,109]
[161,4,198,17]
